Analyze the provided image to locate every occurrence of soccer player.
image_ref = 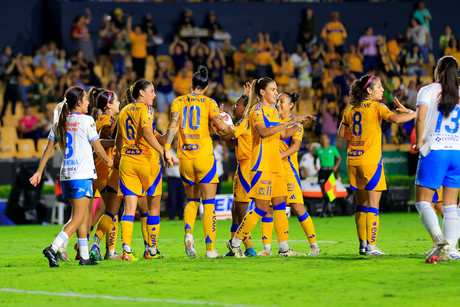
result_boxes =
[338,74,415,255]
[314,134,341,217]
[413,56,460,262]
[30,86,113,267]
[163,66,235,259]
[116,80,173,261]
[226,78,315,258]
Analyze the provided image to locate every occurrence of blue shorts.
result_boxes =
[61,179,94,200]
[415,150,460,189]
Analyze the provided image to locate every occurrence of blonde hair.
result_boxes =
[243,77,275,129]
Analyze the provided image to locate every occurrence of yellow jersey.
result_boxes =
[94,113,116,175]
[342,99,394,166]
[321,21,347,46]
[280,115,303,173]
[249,102,282,173]
[234,117,252,162]
[118,101,157,163]
[170,93,220,159]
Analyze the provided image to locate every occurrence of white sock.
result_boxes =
[145,244,150,252]
[231,236,242,247]
[415,201,444,243]
[278,241,289,252]
[149,246,157,254]
[263,244,272,251]
[310,242,319,249]
[62,238,69,250]
[51,231,69,253]
[123,244,131,253]
[107,248,115,256]
[442,205,458,249]
[78,238,89,260]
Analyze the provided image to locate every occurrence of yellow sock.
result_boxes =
[184,199,200,234]
[235,208,267,240]
[261,217,273,245]
[121,215,134,251]
[297,212,317,244]
[367,207,380,246]
[203,199,217,251]
[140,213,149,247]
[273,202,289,243]
[105,213,118,250]
[355,206,368,244]
[243,234,253,249]
[147,215,160,249]
[93,213,111,244]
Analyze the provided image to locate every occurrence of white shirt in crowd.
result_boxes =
[164,149,180,178]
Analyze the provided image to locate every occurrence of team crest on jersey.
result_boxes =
[90,122,95,128]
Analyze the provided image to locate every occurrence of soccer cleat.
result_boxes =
[359,241,367,255]
[423,245,436,255]
[226,240,246,258]
[184,234,197,259]
[79,258,98,266]
[43,245,59,267]
[205,250,221,259]
[74,243,80,260]
[145,250,165,259]
[278,249,306,257]
[223,250,234,257]
[104,252,122,260]
[244,247,257,257]
[308,247,321,256]
[440,248,460,262]
[57,248,71,262]
[257,249,273,256]
[122,250,139,261]
[365,245,388,255]
[90,245,103,261]
[425,239,449,263]
[143,250,152,260]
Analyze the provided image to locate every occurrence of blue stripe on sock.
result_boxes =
[147,215,160,225]
[354,205,368,213]
[58,232,68,241]
[105,211,115,219]
[141,213,148,218]
[254,207,268,217]
[231,224,239,232]
[188,198,200,203]
[298,212,310,222]
[367,207,379,216]
[121,215,135,222]
[262,217,273,223]
[78,239,88,247]
[273,202,287,210]
[203,198,215,205]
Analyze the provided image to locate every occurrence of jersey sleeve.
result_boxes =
[170,97,180,114]
[292,124,304,141]
[376,103,394,122]
[87,117,99,144]
[208,99,220,120]
[416,86,431,107]
[48,124,57,142]
[140,105,154,129]
[250,106,264,128]
[341,108,350,127]
[234,118,247,138]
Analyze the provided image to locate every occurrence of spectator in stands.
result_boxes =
[210,83,228,106]
[320,101,339,147]
[444,37,460,64]
[405,44,426,77]
[190,40,210,71]
[55,75,68,100]
[202,11,223,50]
[154,60,175,113]
[439,26,454,55]
[71,8,95,64]
[272,51,294,93]
[165,137,185,220]
[308,43,325,68]
[175,8,195,44]
[37,74,55,111]
[299,8,317,53]
[33,45,48,68]
[359,27,380,73]
[405,80,418,109]
[233,41,256,81]
[46,41,58,68]
[55,49,72,77]
[98,14,116,72]
[227,81,243,104]
[386,34,406,72]
[0,54,21,125]
[207,45,226,88]
[127,13,147,79]
[291,45,304,75]
[321,11,347,56]
[343,44,363,78]
[110,32,128,81]
[299,142,320,179]
[334,64,355,105]
[412,1,432,33]
[221,39,235,74]
[142,13,162,57]
[169,35,188,74]
[19,105,49,142]
[253,31,274,78]
[112,8,126,32]
[173,59,193,96]
[406,17,429,63]
[297,51,312,99]
[18,56,37,106]
[0,45,13,78]
[324,43,341,68]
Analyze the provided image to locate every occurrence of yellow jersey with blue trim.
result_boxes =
[94,113,116,178]
[170,93,220,159]
[249,102,282,173]
[280,115,303,172]
[234,117,252,162]
[342,99,394,166]
[118,101,158,163]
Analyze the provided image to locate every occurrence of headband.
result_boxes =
[363,75,375,90]
[105,91,113,110]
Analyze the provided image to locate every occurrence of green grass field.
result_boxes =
[1,212,459,306]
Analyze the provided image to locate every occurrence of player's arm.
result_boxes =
[164,106,180,166]
[29,139,55,187]
[210,113,235,136]
[154,130,166,146]
[337,121,351,141]
[92,139,114,168]
[99,125,115,149]
[333,150,342,172]
[221,134,235,150]
[115,124,123,156]
[387,97,416,124]
[280,137,301,159]
[414,104,428,151]
[256,115,315,139]
[313,155,319,172]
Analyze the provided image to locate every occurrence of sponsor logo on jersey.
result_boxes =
[182,144,199,151]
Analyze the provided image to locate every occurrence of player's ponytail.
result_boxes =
[87,87,104,116]
[436,56,459,117]
[56,86,85,152]
[130,80,153,101]
[93,90,115,120]
[243,77,275,129]
[349,74,377,108]
[192,65,209,90]
[281,91,301,111]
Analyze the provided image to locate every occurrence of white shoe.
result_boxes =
[426,239,448,263]
[440,247,460,262]
[184,234,197,259]
[257,249,272,256]
[278,249,306,257]
[205,250,221,259]
[308,247,321,256]
[365,245,388,255]
[226,240,246,258]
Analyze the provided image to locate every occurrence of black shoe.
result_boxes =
[79,258,99,266]
[43,245,59,267]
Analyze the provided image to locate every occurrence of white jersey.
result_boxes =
[416,82,460,156]
[48,112,99,181]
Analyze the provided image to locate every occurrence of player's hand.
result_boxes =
[112,151,120,168]
[394,97,411,114]
[332,165,338,172]
[29,173,41,187]
[106,159,113,169]
[413,141,424,151]
[164,150,174,168]
[243,82,251,95]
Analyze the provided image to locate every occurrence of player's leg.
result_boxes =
[365,190,385,255]
[137,196,150,258]
[258,207,273,256]
[146,195,164,259]
[121,195,139,261]
[440,186,460,260]
[291,203,320,255]
[200,182,219,258]
[353,189,368,254]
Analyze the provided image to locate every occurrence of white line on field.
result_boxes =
[132,239,432,244]
[0,288,274,307]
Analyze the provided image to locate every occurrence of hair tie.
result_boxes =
[130,85,134,93]
[363,75,375,90]
[62,97,67,105]
[105,91,113,110]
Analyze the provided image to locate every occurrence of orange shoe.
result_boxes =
[122,250,138,261]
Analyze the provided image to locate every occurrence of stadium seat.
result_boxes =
[157,55,174,72]
[402,75,416,88]
[419,75,433,85]
[399,143,411,152]
[16,139,37,158]
[0,126,19,142]
[382,144,398,151]
[36,138,51,158]
[0,140,17,159]
[391,77,401,90]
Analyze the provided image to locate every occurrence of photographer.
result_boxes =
[153,60,175,113]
